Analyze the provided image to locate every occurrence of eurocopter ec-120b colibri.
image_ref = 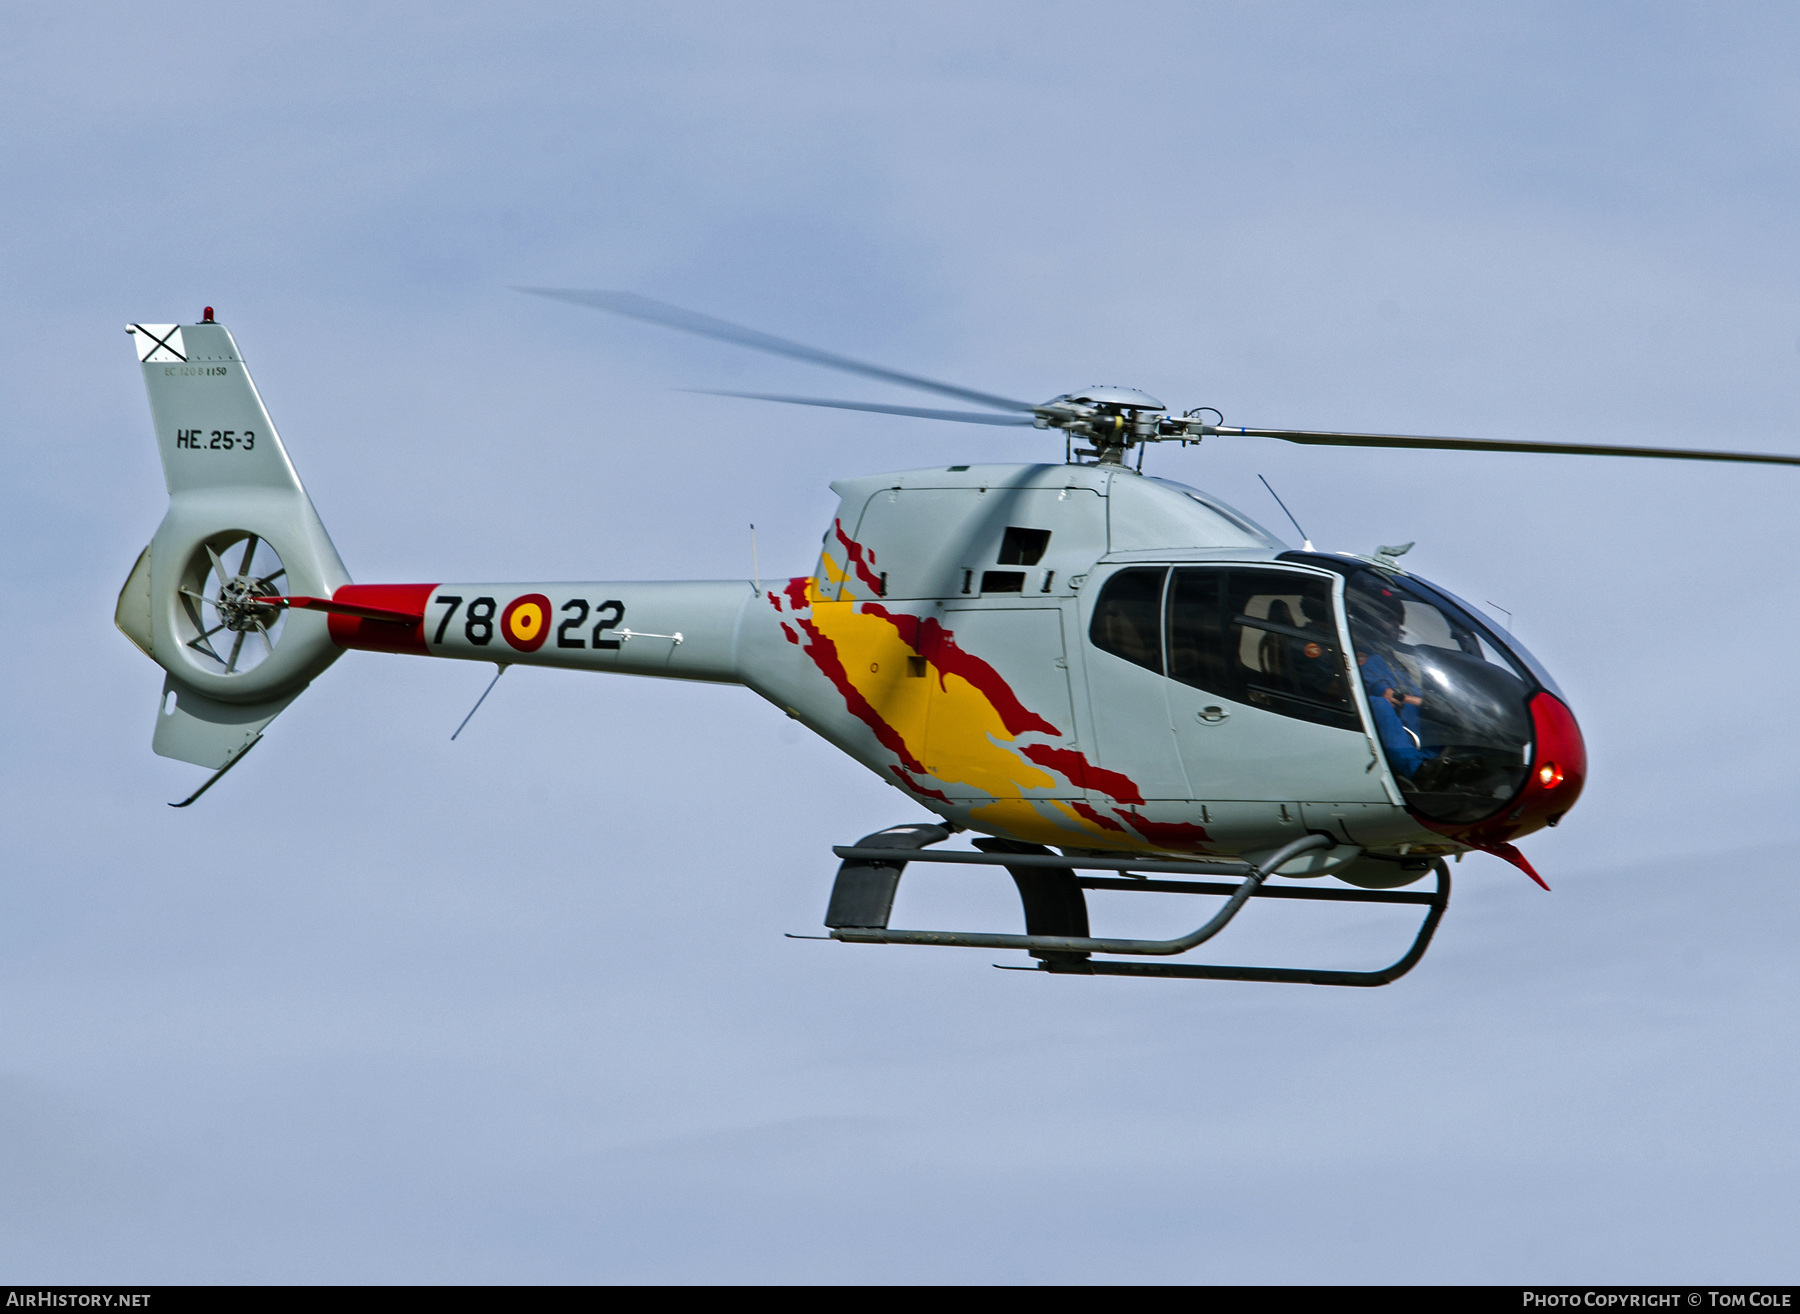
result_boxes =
[114,296,1800,986]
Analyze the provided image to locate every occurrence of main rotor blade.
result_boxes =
[517,288,1037,414]
[1215,426,1800,467]
[690,390,1038,426]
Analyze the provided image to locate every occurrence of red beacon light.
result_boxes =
[202,307,214,323]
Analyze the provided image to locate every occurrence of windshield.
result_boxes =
[1343,569,1536,824]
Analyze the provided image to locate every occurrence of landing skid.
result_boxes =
[808,825,1450,986]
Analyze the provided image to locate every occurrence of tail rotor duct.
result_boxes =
[177,532,288,675]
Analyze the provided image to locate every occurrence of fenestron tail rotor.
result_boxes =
[523,287,1800,469]
[177,532,288,675]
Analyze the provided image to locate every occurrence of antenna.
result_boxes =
[1485,601,1514,632]
[451,663,508,741]
[1258,475,1313,550]
[751,523,761,593]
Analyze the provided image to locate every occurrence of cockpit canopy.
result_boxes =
[1337,567,1537,823]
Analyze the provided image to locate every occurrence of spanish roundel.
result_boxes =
[501,593,552,652]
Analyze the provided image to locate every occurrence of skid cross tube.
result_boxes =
[831,833,1334,957]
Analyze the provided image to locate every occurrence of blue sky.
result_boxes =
[3,1,1797,1281]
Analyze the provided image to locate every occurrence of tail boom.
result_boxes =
[328,581,753,684]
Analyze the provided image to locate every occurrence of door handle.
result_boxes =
[1197,706,1229,724]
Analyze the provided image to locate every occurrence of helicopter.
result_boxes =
[113,297,1800,986]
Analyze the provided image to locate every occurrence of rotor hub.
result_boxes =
[1044,388,1172,464]
[214,574,282,632]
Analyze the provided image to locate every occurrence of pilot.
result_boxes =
[1346,582,1433,778]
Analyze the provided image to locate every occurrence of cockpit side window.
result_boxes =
[1166,568,1359,731]
[1088,567,1167,673]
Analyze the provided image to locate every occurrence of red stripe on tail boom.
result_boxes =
[327,584,436,654]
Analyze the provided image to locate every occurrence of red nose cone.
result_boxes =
[1418,691,1586,850]
[1526,692,1587,827]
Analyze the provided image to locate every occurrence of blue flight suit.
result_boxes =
[1359,650,1432,777]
